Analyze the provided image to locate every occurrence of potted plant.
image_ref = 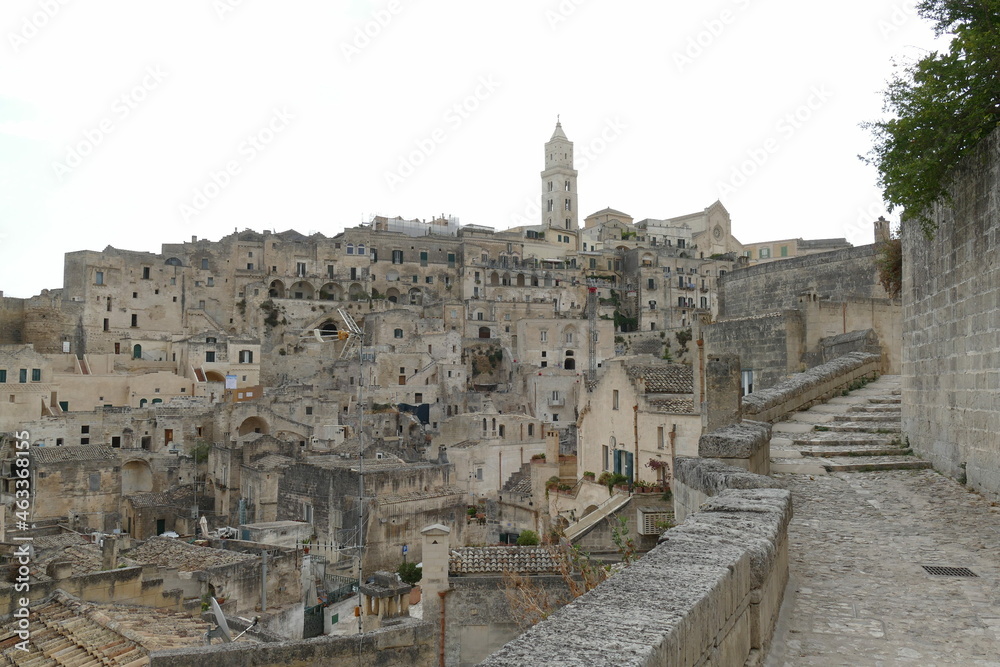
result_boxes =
[582,471,596,481]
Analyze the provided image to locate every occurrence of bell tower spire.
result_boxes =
[541,118,578,230]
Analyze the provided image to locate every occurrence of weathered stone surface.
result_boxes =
[767,469,1000,666]
[699,420,772,459]
[674,457,780,497]
[742,352,879,419]
[902,126,1000,497]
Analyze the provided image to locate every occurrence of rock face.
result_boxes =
[903,126,1000,495]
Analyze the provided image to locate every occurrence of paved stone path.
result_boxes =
[766,376,1000,666]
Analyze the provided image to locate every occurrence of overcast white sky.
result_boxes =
[1,0,942,298]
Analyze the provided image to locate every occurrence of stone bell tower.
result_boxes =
[541,118,578,230]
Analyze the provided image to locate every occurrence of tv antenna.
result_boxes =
[205,597,259,644]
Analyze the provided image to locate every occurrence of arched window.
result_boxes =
[357,244,366,255]
[347,243,355,255]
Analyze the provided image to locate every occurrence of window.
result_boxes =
[658,427,665,450]
[392,250,403,264]
[700,296,708,308]
[780,245,788,257]
[358,244,365,255]
[207,277,214,286]
[31,369,40,382]
[238,350,254,363]
[142,267,150,279]
[759,248,771,259]
[476,467,484,481]
[565,180,571,191]
[327,264,335,278]
[247,263,254,270]
[347,244,355,255]
[18,369,26,383]
[420,251,428,266]
[589,258,596,269]
[95,271,104,285]
[648,278,655,289]
[741,370,755,396]
[111,436,121,448]
[564,199,571,211]
[297,261,307,276]
[565,331,574,344]
[447,253,456,268]
[201,258,209,269]
[548,181,553,192]
[131,314,138,327]
[552,413,559,421]
[540,330,547,343]
[305,406,313,415]
[394,328,403,338]
[547,199,553,212]
[204,350,215,363]
[415,392,423,403]
[0,370,5,383]
[103,318,109,331]
[81,425,89,434]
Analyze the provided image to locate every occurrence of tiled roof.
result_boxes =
[0,590,213,664]
[449,546,563,575]
[30,445,118,464]
[248,454,294,471]
[376,486,464,505]
[123,536,255,572]
[626,364,693,394]
[647,397,696,414]
[30,542,139,582]
[126,485,202,510]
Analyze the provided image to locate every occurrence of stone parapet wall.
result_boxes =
[698,421,773,478]
[481,484,792,667]
[673,456,781,524]
[742,352,880,423]
[719,244,886,318]
[903,127,1000,496]
[150,618,436,667]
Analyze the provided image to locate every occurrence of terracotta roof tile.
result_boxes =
[449,546,562,575]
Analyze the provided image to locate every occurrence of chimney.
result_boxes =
[419,524,451,625]
[101,535,119,570]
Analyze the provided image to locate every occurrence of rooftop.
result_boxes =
[449,546,563,575]
[122,536,255,572]
[0,590,215,664]
[626,363,693,394]
[30,445,118,464]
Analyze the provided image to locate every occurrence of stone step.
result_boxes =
[820,422,901,433]
[792,433,899,447]
[847,405,901,413]
[770,458,829,475]
[834,412,900,422]
[799,446,913,458]
[772,422,822,434]
[822,456,932,472]
[868,397,901,404]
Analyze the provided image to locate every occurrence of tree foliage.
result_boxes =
[861,0,1000,236]
[875,235,903,298]
[397,562,422,586]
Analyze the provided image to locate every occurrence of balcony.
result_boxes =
[548,397,566,407]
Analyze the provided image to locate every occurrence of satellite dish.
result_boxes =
[205,597,233,644]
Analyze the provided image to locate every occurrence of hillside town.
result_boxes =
[0,120,909,664]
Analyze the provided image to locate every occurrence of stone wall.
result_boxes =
[481,484,792,666]
[903,126,1000,495]
[0,296,25,344]
[702,311,802,392]
[741,352,880,424]
[149,619,436,667]
[718,244,888,318]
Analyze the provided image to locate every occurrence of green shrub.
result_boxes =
[397,562,422,586]
[516,530,540,546]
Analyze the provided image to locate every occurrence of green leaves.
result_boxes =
[862,0,1000,236]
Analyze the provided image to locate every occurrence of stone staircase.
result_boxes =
[770,375,930,474]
